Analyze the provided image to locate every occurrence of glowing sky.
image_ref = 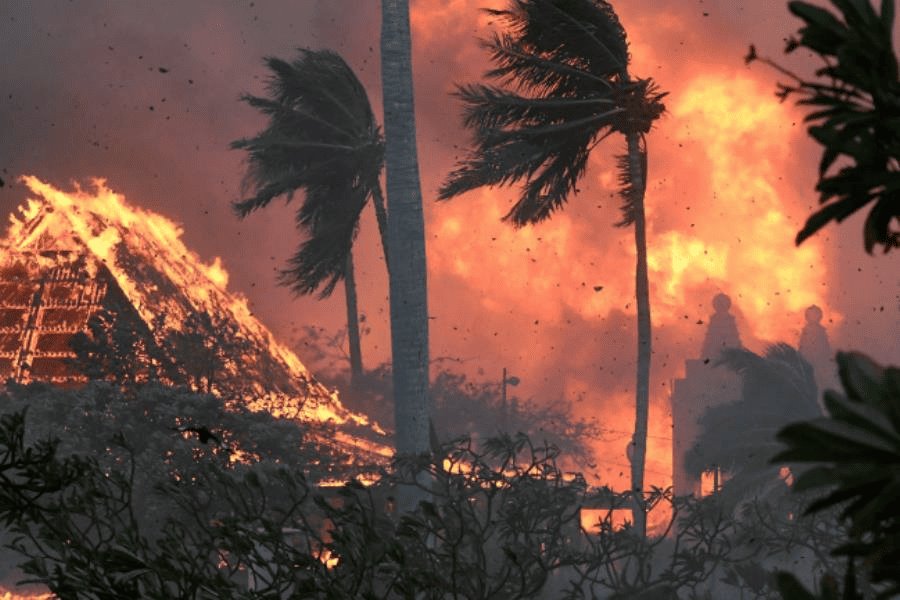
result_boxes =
[1,0,897,490]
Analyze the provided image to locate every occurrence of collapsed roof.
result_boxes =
[0,175,390,464]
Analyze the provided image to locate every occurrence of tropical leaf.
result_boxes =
[759,1,900,253]
[773,352,900,596]
[232,48,384,297]
[439,0,665,227]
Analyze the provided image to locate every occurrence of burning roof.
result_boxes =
[0,175,390,460]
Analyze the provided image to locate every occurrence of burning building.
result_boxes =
[0,175,389,460]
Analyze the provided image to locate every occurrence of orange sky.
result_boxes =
[0,0,897,491]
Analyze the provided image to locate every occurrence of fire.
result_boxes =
[661,73,838,341]
[580,508,632,533]
[7,176,391,459]
[432,72,837,340]
[427,69,837,497]
[0,591,54,599]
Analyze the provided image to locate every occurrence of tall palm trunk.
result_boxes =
[344,251,363,386]
[627,130,652,538]
[381,0,430,476]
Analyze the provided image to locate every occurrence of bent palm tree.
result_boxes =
[231,49,389,385]
[439,0,665,537]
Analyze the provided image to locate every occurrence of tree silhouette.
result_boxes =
[775,352,900,598]
[232,48,389,385]
[438,0,665,536]
[747,0,899,253]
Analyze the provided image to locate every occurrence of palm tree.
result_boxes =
[231,49,389,386]
[686,343,822,505]
[381,0,432,507]
[438,0,665,536]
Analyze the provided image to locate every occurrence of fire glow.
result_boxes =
[0,0,844,505]
[427,70,837,494]
[7,176,391,461]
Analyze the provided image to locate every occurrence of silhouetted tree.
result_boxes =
[775,352,900,598]
[232,49,389,386]
[438,0,666,536]
[158,311,253,396]
[747,0,899,253]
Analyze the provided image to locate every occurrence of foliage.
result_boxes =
[231,48,387,298]
[686,344,822,504]
[730,486,852,599]
[0,411,89,528]
[156,311,254,397]
[438,0,666,226]
[747,0,900,253]
[294,325,601,462]
[70,307,259,400]
[774,351,900,598]
[0,380,364,550]
[437,0,666,538]
[0,400,855,599]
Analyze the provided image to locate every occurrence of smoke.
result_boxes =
[1,0,896,491]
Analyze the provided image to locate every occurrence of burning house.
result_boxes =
[0,175,390,461]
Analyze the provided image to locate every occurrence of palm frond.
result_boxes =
[231,48,385,296]
[614,134,647,227]
[440,0,666,228]
[715,346,771,375]
[481,33,614,94]
[688,343,822,497]
[485,0,628,80]
[453,83,618,132]
[279,182,367,299]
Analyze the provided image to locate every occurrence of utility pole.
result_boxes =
[500,367,520,432]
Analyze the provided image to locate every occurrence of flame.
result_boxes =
[660,73,840,340]
[0,591,54,600]
[427,69,838,496]
[7,176,391,460]
[580,508,632,533]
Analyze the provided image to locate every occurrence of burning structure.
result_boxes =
[0,176,389,460]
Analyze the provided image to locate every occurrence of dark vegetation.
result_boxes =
[686,344,822,505]
[70,307,251,398]
[0,0,897,597]
[291,323,601,462]
[231,48,389,384]
[746,0,899,253]
[0,395,861,599]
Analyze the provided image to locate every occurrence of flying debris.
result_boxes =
[173,425,229,451]
[744,44,757,65]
